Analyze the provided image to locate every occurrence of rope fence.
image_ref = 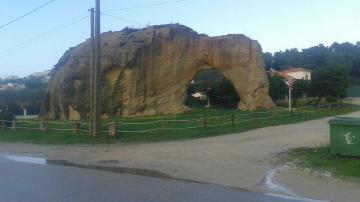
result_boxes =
[0,103,344,137]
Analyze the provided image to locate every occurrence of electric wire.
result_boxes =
[0,15,89,58]
[0,0,56,30]
[101,12,144,27]
[104,0,188,12]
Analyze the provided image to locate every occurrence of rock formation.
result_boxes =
[42,24,275,120]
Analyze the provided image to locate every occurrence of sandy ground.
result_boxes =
[1,99,360,202]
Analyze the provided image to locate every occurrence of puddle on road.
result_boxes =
[6,155,47,165]
[263,166,329,202]
[3,154,208,186]
[99,160,119,164]
[4,154,171,179]
[4,154,329,202]
[47,159,172,179]
[264,165,295,196]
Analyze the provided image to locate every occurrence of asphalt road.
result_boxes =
[0,154,301,202]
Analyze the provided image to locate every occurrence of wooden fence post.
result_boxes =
[73,122,81,134]
[252,113,257,127]
[272,109,278,124]
[45,121,49,132]
[161,117,165,134]
[203,117,208,128]
[328,103,332,111]
[11,120,16,130]
[40,121,48,132]
[0,120,4,130]
[109,122,118,137]
[231,114,234,126]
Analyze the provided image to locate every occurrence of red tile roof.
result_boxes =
[269,70,296,82]
[281,67,311,73]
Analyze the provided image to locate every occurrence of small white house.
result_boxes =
[281,67,311,81]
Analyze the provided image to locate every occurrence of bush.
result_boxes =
[311,67,349,104]
[0,110,14,127]
[0,110,14,121]
[325,96,337,103]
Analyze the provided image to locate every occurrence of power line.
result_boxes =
[101,12,144,27]
[0,0,56,30]
[0,15,89,58]
[104,0,188,12]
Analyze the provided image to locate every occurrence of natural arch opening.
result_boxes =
[186,69,240,109]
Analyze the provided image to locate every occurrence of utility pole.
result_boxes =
[89,8,95,136]
[288,84,292,112]
[272,69,293,112]
[288,81,293,112]
[91,0,101,136]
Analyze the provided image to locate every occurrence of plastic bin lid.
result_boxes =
[328,116,360,125]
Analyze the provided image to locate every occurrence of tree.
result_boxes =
[324,54,352,70]
[292,79,311,107]
[269,42,360,82]
[263,52,273,70]
[310,67,349,104]
[0,110,14,127]
[6,101,21,115]
[187,70,240,108]
[0,76,46,115]
[207,79,239,108]
[273,48,304,70]
[266,41,360,105]
[24,78,43,89]
[268,74,288,102]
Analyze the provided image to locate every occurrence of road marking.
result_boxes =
[265,193,330,202]
[5,155,46,165]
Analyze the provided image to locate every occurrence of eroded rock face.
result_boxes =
[41,24,275,120]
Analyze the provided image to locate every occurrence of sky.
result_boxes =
[0,0,360,77]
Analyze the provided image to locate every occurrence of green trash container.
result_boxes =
[328,117,360,157]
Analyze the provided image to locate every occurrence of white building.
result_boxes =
[0,83,26,91]
[191,92,207,101]
[281,67,311,81]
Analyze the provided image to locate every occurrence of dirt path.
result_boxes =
[1,104,360,201]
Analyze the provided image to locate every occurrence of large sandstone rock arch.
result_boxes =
[42,24,275,120]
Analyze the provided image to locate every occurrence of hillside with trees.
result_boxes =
[0,72,48,119]
[263,42,360,80]
[264,42,360,105]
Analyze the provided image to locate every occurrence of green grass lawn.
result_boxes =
[279,146,360,179]
[0,103,360,145]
